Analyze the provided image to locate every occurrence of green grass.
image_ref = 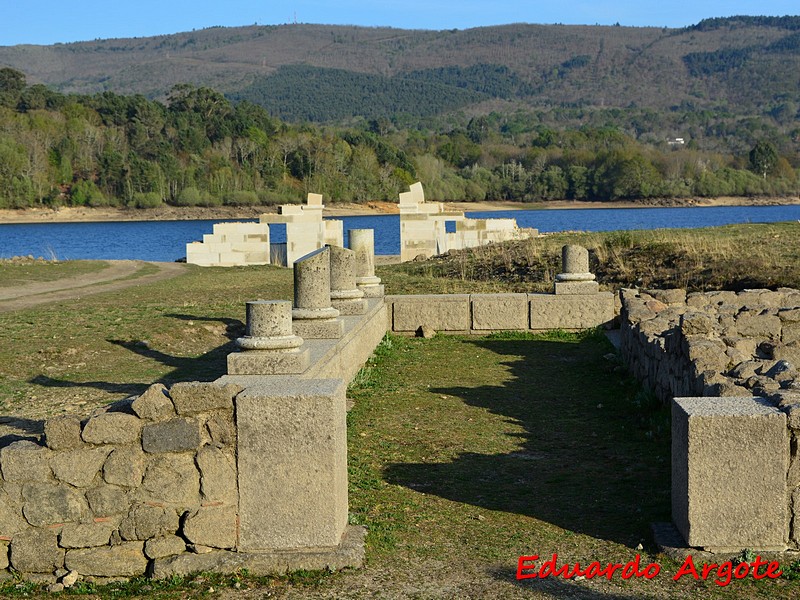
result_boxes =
[0,260,110,288]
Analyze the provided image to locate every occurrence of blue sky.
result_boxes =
[1,1,798,46]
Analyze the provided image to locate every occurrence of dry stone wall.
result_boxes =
[620,287,800,403]
[0,382,240,582]
[620,286,800,549]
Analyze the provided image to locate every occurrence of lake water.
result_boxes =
[0,204,798,262]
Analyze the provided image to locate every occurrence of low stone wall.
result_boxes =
[0,301,387,584]
[619,287,800,551]
[620,287,800,403]
[0,382,240,581]
[386,292,615,334]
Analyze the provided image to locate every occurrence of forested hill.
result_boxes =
[1,17,800,122]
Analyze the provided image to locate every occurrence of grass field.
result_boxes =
[1,224,800,598]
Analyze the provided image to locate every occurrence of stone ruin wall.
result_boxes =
[619,286,800,548]
[0,382,241,582]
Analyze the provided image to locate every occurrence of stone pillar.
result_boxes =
[228,300,309,374]
[236,378,350,551]
[329,246,367,316]
[554,244,599,294]
[349,229,384,298]
[292,247,344,339]
[672,396,788,551]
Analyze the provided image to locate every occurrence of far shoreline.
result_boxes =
[0,196,798,224]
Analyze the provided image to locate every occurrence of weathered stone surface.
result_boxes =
[646,288,687,306]
[9,529,63,573]
[205,413,234,448]
[793,488,800,545]
[141,418,203,454]
[81,413,142,445]
[685,337,728,372]
[0,441,52,482]
[22,483,88,526]
[196,446,237,504]
[713,380,753,397]
[723,335,757,356]
[292,318,344,339]
[349,229,380,286]
[773,342,800,367]
[170,382,240,415]
[130,384,175,421]
[331,297,367,316]
[391,294,470,332]
[734,309,782,340]
[529,293,614,330]
[554,281,600,295]
[227,348,311,376]
[783,322,800,345]
[786,404,800,430]
[144,535,186,559]
[415,325,435,339]
[779,307,800,323]
[557,244,592,278]
[680,312,717,335]
[103,447,145,488]
[293,246,335,312]
[182,505,237,549]
[85,485,129,517]
[65,542,147,577]
[0,541,7,570]
[236,378,347,551]
[51,447,111,488]
[738,289,785,308]
[59,522,114,548]
[44,417,83,451]
[150,525,365,578]
[672,397,787,550]
[61,570,79,588]
[119,503,179,541]
[0,487,26,537]
[139,454,199,507]
[471,294,528,330]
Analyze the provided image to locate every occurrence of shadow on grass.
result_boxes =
[383,336,670,548]
[27,314,242,396]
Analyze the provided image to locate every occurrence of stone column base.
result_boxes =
[358,283,385,298]
[150,525,366,578]
[554,281,599,295]
[227,348,310,375]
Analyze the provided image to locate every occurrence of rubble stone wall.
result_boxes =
[0,382,239,582]
[619,287,800,548]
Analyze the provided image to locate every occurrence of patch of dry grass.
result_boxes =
[381,222,800,294]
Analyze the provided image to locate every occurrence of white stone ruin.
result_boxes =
[398,182,539,262]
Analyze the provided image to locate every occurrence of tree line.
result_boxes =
[0,67,797,210]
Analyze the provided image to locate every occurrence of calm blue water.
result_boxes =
[0,205,798,262]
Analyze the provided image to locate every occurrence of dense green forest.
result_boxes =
[0,66,798,209]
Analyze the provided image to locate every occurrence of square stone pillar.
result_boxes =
[236,378,348,551]
[672,396,788,551]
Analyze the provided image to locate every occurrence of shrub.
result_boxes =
[130,192,163,208]
[223,190,259,206]
[175,187,202,206]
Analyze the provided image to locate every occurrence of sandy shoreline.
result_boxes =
[0,196,798,224]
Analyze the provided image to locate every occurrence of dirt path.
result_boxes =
[0,260,187,313]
